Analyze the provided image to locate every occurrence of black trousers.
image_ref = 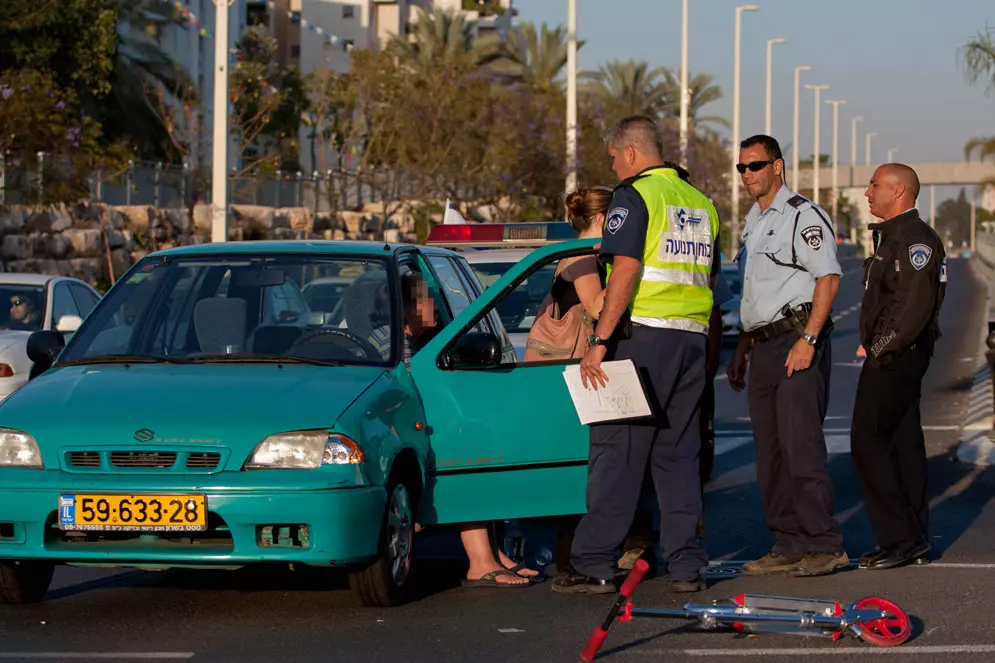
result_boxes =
[851,347,931,549]
[748,332,843,556]
[570,327,709,582]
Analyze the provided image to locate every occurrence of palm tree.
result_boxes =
[658,70,728,129]
[580,59,669,118]
[489,22,582,91]
[961,26,995,97]
[386,6,504,71]
[965,136,995,189]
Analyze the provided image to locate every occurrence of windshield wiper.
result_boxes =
[180,353,344,367]
[58,354,183,366]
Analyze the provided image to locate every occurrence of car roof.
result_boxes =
[149,240,461,259]
[0,273,59,286]
[461,248,536,264]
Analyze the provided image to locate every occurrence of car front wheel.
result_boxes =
[348,473,418,607]
[0,560,55,604]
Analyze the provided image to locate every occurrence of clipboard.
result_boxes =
[562,359,653,425]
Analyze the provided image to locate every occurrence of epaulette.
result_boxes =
[786,194,810,209]
[614,172,651,191]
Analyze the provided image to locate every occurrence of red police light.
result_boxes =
[426,224,505,244]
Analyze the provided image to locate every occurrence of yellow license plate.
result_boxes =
[58,494,208,531]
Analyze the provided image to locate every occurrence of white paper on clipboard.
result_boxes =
[562,359,653,425]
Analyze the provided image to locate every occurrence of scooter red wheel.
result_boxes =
[851,597,911,647]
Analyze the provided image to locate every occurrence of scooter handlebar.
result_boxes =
[619,559,650,597]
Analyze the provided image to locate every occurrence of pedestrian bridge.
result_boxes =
[794,161,995,190]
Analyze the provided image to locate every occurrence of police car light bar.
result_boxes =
[425,222,577,247]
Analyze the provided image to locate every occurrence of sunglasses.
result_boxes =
[736,159,776,174]
[10,299,23,307]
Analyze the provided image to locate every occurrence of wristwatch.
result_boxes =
[588,333,607,348]
[801,332,818,346]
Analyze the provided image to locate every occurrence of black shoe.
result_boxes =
[670,575,707,593]
[550,572,616,594]
[865,541,931,570]
[858,546,895,568]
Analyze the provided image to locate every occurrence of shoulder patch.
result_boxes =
[786,194,809,209]
[800,225,824,251]
[606,207,629,234]
[909,243,932,270]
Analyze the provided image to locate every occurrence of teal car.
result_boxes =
[0,238,600,607]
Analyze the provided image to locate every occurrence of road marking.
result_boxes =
[0,655,195,660]
[653,645,995,657]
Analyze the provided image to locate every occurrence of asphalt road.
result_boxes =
[2,256,994,663]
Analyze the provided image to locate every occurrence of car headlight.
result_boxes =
[0,428,44,468]
[245,431,364,469]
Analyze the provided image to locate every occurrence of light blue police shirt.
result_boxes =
[736,185,841,332]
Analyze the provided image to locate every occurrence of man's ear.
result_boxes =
[774,159,784,176]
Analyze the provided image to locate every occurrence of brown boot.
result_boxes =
[790,552,850,577]
[742,551,804,575]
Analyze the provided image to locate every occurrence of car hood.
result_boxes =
[0,363,387,457]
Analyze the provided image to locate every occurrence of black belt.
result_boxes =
[749,303,814,343]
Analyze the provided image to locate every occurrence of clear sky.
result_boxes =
[515,0,994,169]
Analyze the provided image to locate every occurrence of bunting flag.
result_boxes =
[170,1,355,52]
[173,1,214,40]
[265,1,355,51]
[442,199,468,225]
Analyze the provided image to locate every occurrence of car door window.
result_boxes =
[427,255,493,337]
[51,283,81,329]
[452,256,517,363]
[69,284,99,317]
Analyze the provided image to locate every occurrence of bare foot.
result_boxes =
[498,550,538,577]
[466,564,529,585]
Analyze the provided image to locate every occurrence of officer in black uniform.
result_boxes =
[852,163,946,570]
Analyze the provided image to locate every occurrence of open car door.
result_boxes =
[408,239,599,526]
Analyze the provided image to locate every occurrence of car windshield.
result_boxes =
[0,285,47,332]
[470,260,557,334]
[58,254,397,367]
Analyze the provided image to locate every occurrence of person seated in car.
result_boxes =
[371,270,539,587]
[8,294,41,330]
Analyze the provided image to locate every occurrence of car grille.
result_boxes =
[64,450,224,472]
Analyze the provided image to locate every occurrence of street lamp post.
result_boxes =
[731,4,759,255]
[805,84,829,206]
[792,65,811,192]
[865,132,877,166]
[887,148,898,162]
[850,115,863,186]
[565,0,578,195]
[211,0,235,243]
[825,99,846,227]
[680,0,689,168]
[765,38,787,136]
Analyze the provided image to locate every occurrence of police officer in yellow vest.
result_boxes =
[552,115,718,595]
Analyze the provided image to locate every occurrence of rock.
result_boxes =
[342,212,362,235]
[384,229,401,243]
[109,249,132,280]
[164,208,192,234]
[106,229,127,250]
[69,258,101,282]
[63,228,104,256]
[0,207,26,232]
[332,229,346,240]
[362,216,383,235]
[192,204,212,232]
[1,235,31,260]
[47,234,72,259]
[117,206,154,230]
[285,208,310,230]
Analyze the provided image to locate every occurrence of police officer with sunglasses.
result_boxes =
[727,134,848,578]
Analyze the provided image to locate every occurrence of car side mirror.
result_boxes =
[440,332,502,370]
[55,314,83,333]
[26,330,66,380]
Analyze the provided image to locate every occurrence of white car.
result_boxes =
[0,274,101,399]
[463,248,559,361]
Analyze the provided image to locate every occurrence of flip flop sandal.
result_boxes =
[504,564,539,579]
[461,569,531,588]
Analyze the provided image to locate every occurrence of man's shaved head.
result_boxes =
[865,163,921,221]
[605,115,665,180]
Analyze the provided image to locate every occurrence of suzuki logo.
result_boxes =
[133,428,155,442]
